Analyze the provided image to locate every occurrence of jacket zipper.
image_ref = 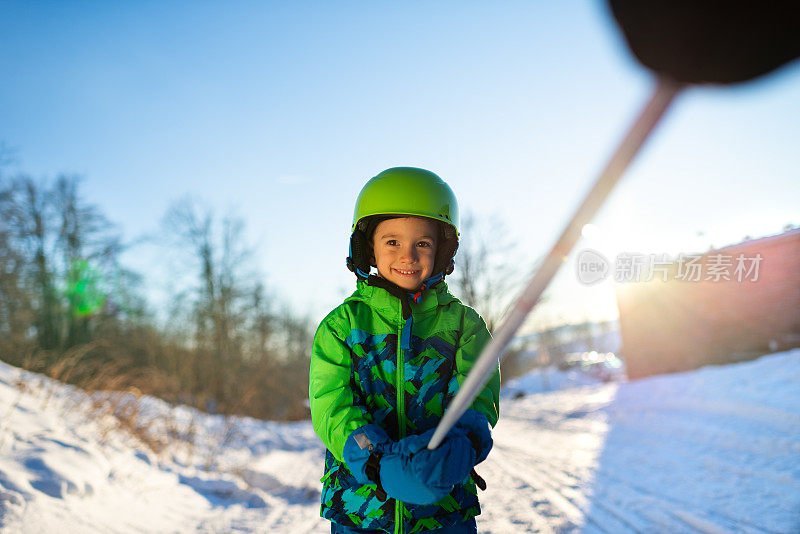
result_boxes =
[395,299,406,534]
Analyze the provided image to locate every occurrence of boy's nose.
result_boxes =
[399,246,418,262]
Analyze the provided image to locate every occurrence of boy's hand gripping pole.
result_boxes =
[427,78,683,450]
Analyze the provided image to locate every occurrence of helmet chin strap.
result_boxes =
[346,229,372,279]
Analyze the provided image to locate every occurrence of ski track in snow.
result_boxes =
[1,350,799,533]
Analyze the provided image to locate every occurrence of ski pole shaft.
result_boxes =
[428,78,683,450]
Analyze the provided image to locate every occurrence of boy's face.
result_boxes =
[371,217,438,291]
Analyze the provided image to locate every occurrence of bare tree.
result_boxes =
[449,210,537,379]
[161,198,262,409]
[248,281,274,361]
[0,179,34,356]
[52,175,122,347]
[0,163,313,420]
[450,210,522,332]
[0,176,61,351]
[160,198,319,418]
[0,175,123,353]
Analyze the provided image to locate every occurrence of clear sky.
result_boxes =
[2,1,798,330]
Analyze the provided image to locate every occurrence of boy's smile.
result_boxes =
[371,217,438,291]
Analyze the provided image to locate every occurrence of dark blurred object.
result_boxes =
[609,1,800,84]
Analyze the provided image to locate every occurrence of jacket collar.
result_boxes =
[346,278,455,315]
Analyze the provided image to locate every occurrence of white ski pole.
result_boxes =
[428,78,683,450]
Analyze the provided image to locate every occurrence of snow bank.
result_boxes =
[0,361,326,533]
[1,350,798,533]
[486,349,800,533]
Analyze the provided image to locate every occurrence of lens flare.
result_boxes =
[65,258,106,318]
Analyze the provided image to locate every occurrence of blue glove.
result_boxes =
[388,428,475,490]
[341,424,393,486]
[342,425,476,505]
[454,409,493,465]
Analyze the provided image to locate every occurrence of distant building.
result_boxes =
[615,228,800,379]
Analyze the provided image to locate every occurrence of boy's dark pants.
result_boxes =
[330,517,477,534]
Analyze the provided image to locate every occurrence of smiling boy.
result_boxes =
[371,217,438,290]
[310,167,500,534]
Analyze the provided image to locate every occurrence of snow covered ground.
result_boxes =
[1,350,798,533]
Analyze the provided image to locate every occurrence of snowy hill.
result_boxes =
[1,350,798,533]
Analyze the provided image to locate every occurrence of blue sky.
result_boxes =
[2,1,798,329]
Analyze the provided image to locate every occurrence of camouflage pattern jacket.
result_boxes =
[310,280,500,534]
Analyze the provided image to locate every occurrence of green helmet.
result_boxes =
[351,167,459,235]
[347,167,460,281]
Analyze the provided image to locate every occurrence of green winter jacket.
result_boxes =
[310,279,500,534]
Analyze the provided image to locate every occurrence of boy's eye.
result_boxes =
[417,241,433,248]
